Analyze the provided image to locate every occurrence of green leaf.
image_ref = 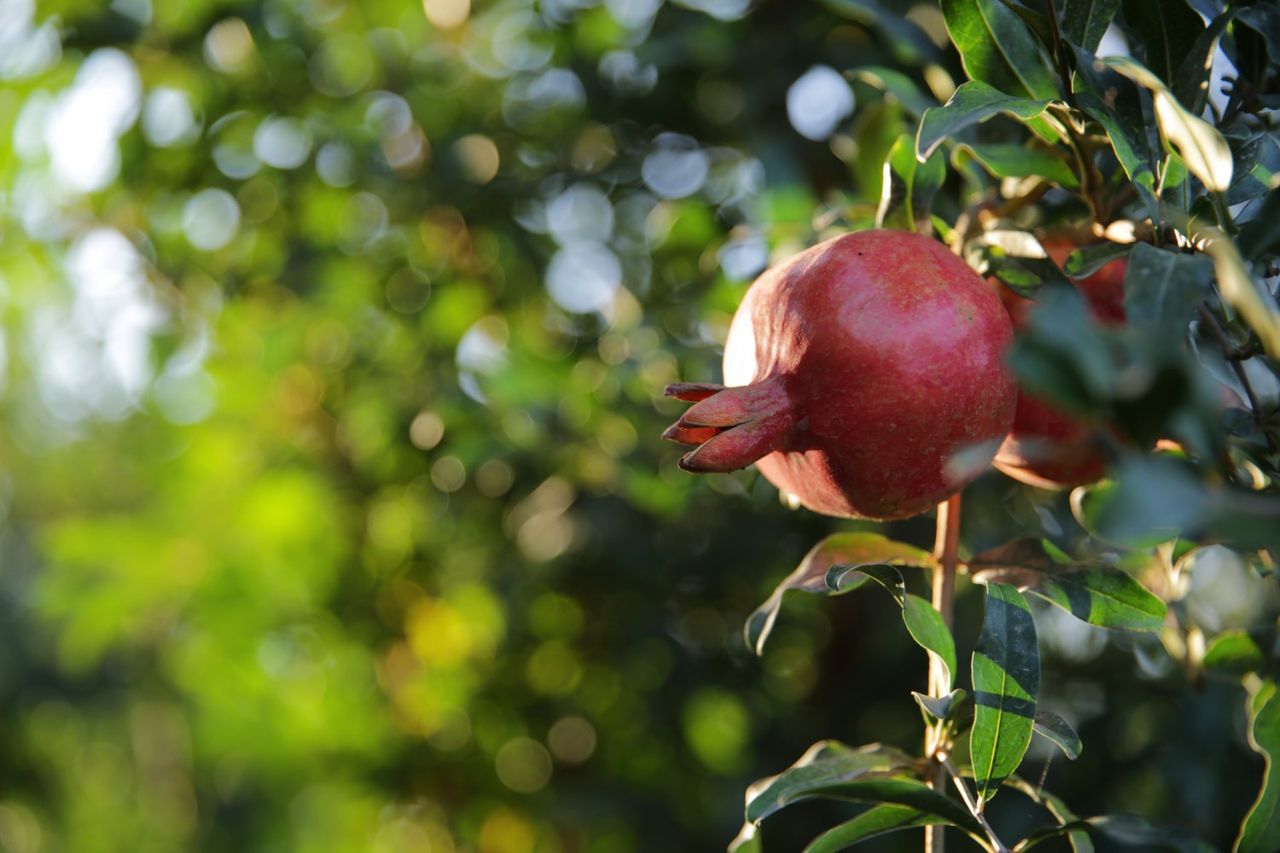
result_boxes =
[1017,814,1213,852]
[1060,0,1119,51]
[1033,709,1082,760]
[1008,777,1095,852]
[970,582,1040,801]
[968,539,1168,632]
[1062,242,1131,278]
[1104,56,1233,193]
[745,533,933,655]
[1122,243,1212,332]
[1239,190,1280,259]
[743,741,915,824]
[941,0,1058,100]
[736,742,987,844]
[1204,233,1280,361]
[1070,50,1160,219]
[1236,5,1280,66]
[1172,8,1238,116]
[1120,0,1204,87]
[836,564,957,692]
[850,66,937,118]
[913,688,967,724]
[1228,132,1280,206]
[1239,682,1280,852]
[803,805,947,853]
[878,135,947,233]
[1202,629,1266,676]
[952,142,1079,188]
[917,81,1056,161]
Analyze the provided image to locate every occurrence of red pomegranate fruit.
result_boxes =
[992,238,1127,489]
[662,230,1017,520]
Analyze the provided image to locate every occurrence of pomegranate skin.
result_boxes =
[663,230,1017,520]
[993,240,1126,489]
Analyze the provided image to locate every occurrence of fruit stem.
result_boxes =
[924,493,962,853]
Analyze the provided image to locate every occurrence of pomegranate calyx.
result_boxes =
[662,379,793,473]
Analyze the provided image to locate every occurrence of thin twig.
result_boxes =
[925,494,962,853]
[1199,304,1278,453]
[940,755,1011,853]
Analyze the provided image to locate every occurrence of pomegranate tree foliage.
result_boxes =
[735,0,1280,850]
[0,0,1276,851]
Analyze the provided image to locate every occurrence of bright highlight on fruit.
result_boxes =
[662,229,1017,520]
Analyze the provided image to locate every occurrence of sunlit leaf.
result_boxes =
[878,135,946,233]
[941,0,1058,100]
[1105,56,1233,193]
[1239,681,1280,852]
[952,142,1079,188]
[1203,232,1280,361]
[1173,8,1238,116]
[1202,629,1266,676]
[970,582,1040,801]
[917,82,1054,161]
[1059,0,1119,52]
[745,533,933,655]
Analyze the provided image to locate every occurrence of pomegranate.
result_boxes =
[662,230,1017,520]
[992,238,1127,489]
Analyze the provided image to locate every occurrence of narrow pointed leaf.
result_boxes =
[1105,56,1233,192]
[1204,234,1280,361]
[1238,681,1280,852]
[1172,9,1238,116]
[917,81,1054,160]
[822,0,944,65]
[1008,776,1095,852]
[838,564,957,692]
[968,539,1167,632]
[1228,132,1280,206]
[1033,710,1083,760]
[1062,242,1131,278]
[743,741,915,824]
[745,533,933,655]
[850,66,937,118]
[1120,0,1204,86]
[941,0,1058,100]
[970,582,1040,801]
[1060,0,1119,51]
[878,135,946,233]
[803,805,948,853]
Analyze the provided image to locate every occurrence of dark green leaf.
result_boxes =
[1120,0,1204,87]
[1060,0,1120,52]
[917,81,1055,160]
[1239,681,1280,852]
[1228,132,1280,206]
[1236,5,1280,66]
[941,0,1059,100]
[743,741,915,824]
[1172,9,1238,116]
[970,583,1040,801]
[836,564,957,691]
[878,135,947,233]
[913,688,967,723]
[952,142,1079,188]
[1122,243,1213,332]
[1239,190,1280,259]
[1071,50,1160,219]
[803,805,947,853]
[1062,242,1131,278]
[1008,284,1115,414]
[1008,777,1096,852]
[745,533,933,655]
[1088,814,1215,851]
[1202,629,1266,676]
[1033,710,1082,760]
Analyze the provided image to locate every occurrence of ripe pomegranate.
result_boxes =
[991,238,1127,489]
[662,230,1017,520]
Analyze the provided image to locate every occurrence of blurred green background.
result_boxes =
[0,0,1270,850]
